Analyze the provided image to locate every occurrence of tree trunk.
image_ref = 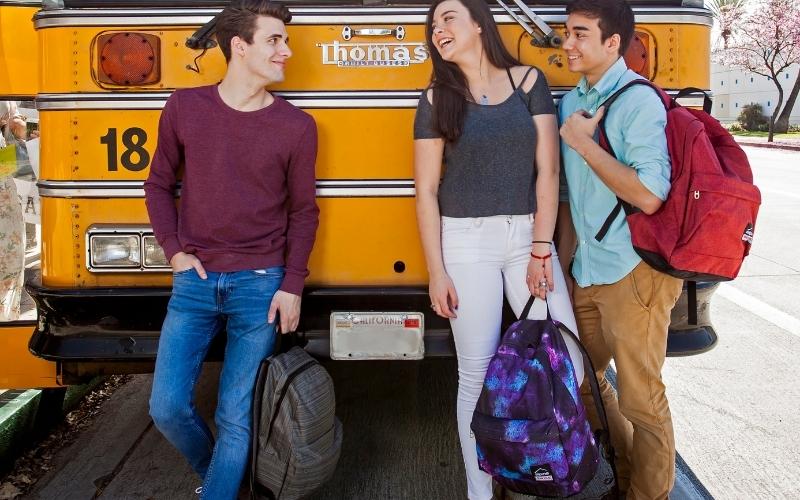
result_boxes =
[769,106,780,142]
[768,82,784,143]
[775,72,800,133]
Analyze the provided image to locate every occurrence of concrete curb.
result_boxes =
[0,379,103,474]
[0,390,42,472]
[734,139,800,151]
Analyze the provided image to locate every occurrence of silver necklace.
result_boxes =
[478,51,490,105]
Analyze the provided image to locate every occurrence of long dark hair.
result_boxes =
[425,0,520,142]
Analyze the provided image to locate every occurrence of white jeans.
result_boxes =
[441,214,583,500]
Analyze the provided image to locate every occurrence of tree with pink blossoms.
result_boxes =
[713,0,800,141]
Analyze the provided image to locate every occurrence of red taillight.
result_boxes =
[96,32,161,86]
[624,31,651,78]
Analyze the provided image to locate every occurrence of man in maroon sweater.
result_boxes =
[143,2,318,498]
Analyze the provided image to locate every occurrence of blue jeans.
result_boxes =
[149,267,284,500]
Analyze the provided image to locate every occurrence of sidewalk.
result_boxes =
[733,135,800,151]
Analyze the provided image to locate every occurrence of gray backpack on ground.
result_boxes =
[250,346,342,499]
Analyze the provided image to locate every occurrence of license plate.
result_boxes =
[330,311,425,360]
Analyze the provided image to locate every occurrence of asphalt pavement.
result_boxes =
[661,146,800,499]
[25,361,703,500]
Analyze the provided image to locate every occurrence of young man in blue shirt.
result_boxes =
[556,1,682,498]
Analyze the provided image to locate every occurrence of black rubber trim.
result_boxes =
[24,283,455,360]
[666,325,718,357]
[687,280,698,325]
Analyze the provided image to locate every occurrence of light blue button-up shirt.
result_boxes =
[558,57,671,287]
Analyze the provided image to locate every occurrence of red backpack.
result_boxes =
[595,81,761,282]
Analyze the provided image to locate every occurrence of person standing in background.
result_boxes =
[0,101,27,321]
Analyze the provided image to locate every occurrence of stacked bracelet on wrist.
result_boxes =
[531,240,551,260]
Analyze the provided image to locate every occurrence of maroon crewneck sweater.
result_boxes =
[144,85,319,295]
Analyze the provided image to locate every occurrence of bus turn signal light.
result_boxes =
[96,32,160,86]
[624,31,651,79]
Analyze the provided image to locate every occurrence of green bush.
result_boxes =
[737,103,769,131]
[727,122,743,132]
[789,124,800,133]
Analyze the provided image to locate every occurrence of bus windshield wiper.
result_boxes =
[495,0,562,48]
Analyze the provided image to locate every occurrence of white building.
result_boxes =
[711,63,800,125]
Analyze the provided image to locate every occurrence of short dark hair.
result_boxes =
[215,0,292,62]
[566,0,634,56]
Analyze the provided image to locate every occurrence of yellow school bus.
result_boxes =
[0,0,713,386]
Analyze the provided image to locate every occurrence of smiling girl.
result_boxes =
[413,0,583,497]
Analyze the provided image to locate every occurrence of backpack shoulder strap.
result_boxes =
[600,79,670,114]
[250,358,273,499]
[519,295,552,321]
[557,324,619,484]
[593,79,670,242]
[250,355,317,499]
[556,325,610,436]
[265,358,317,444]
[675,87,712,113]
[598,79,670,155]
[594,200,624,242]
[520,296,612,443]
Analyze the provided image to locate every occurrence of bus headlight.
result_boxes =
[90,235,141,268]
[87,226,171,272]
[143,235,168,267]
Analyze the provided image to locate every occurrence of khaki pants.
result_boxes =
[573,261,682,500]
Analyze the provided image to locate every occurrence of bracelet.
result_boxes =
[532,240,551,245]
[530,252,552,260]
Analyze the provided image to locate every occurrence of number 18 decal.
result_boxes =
[100,127,151,171]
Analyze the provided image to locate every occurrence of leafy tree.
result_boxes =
[707,0,748,49]
[714,0,800,141]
